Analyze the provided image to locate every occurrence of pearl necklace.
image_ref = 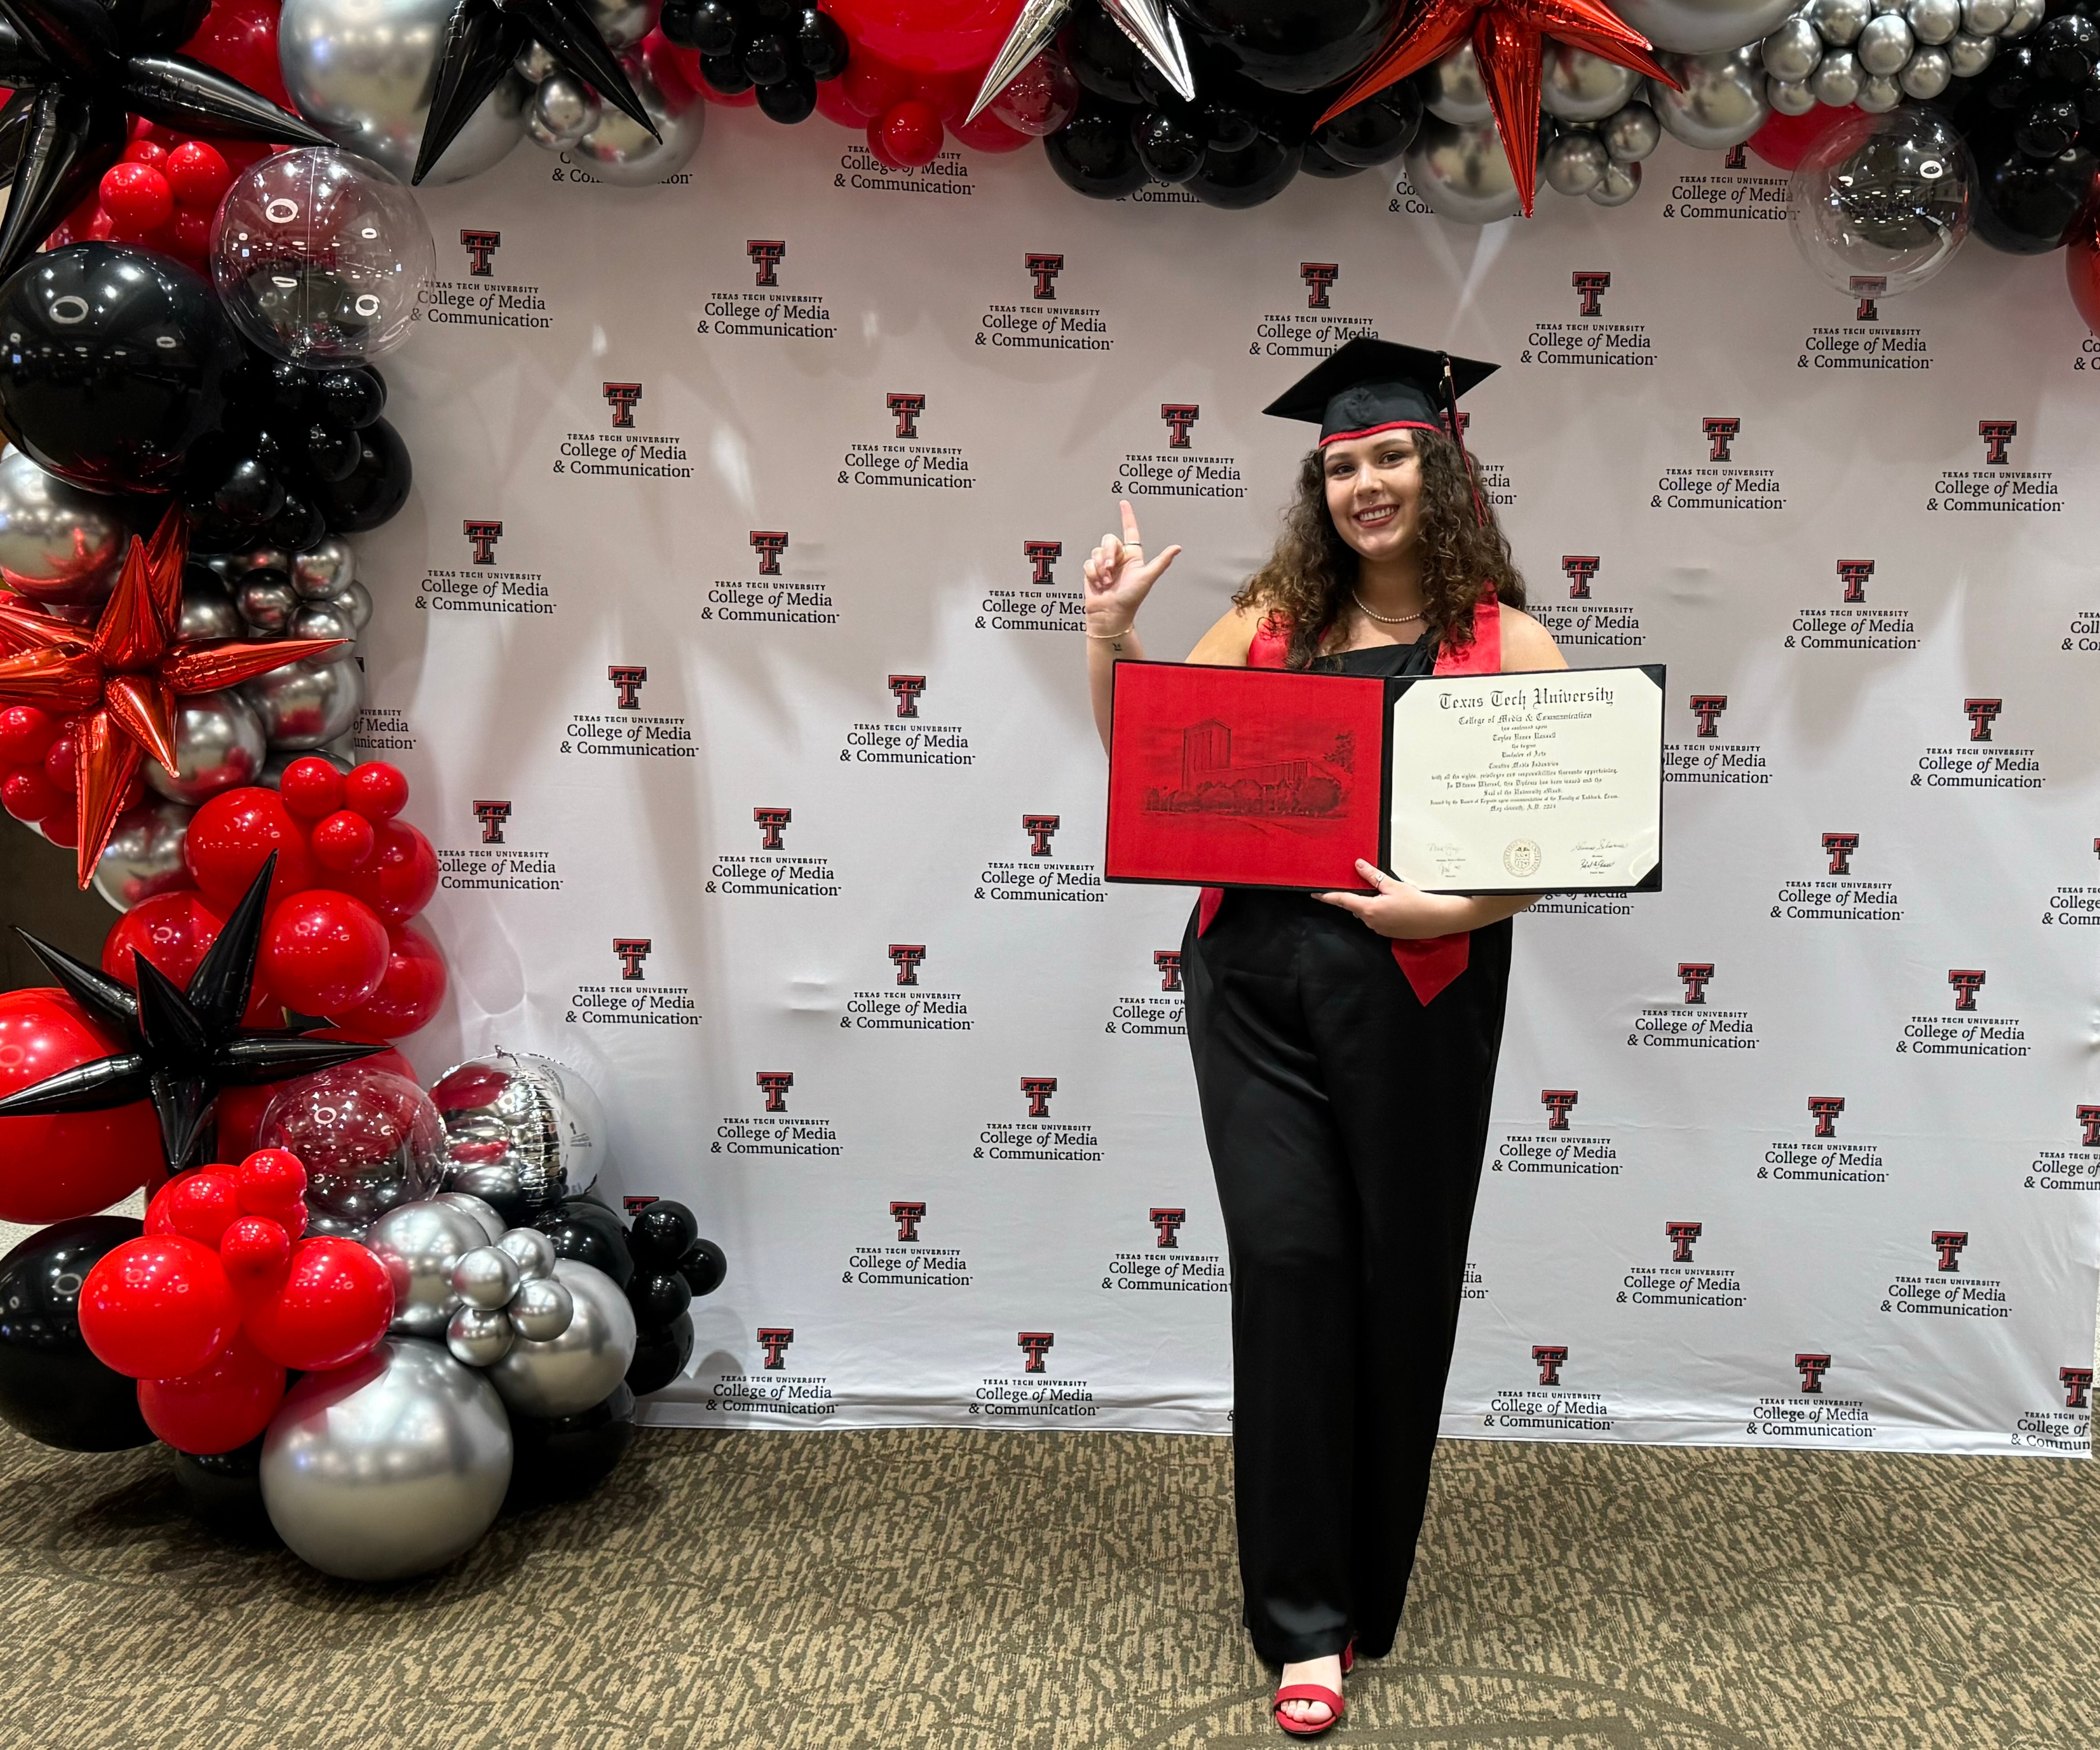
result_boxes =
[1351,591,1426,625]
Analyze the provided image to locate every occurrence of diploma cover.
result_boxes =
[1105,661,1664,894]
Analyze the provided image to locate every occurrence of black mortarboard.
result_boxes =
[1261,338,1498,448]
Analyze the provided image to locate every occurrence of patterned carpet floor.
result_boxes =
[1,1423,2093,1750]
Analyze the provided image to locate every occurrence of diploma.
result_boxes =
[1385,665,1664,893]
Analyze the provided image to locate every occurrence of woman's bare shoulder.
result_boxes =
[1498,605,1567,672]
[1187,600,1268,667]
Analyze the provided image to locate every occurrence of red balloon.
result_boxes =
[259,889,390,1015]
[823,0,1023,75]
[948,102,1030,154]
[101,891,280,1025]
[186,786,317,911]
[236,1146,308,1214]
[0,704,57,766]
[211,1038,416,1159]
[345,821,439,925]
[873,100,944,168]
[138,1329,285,1454]
[219,1213,293,1301]
[243,1236,394,1371]
[179,0,293,108]
[310,807,377,873]
[841,50,911,119]
[1,764,60,823]
[79,1234,239,1379]
[99,161,173,238]
[0,990,161,1223]
[2068,203,2100,333]
[278,755,345,821]
[334,923,449,1038]
[342,761,410,822]
[1747,103,1857,172]
[163,140,232,210]
[815,69,872,127]
[161,1169,243,1244]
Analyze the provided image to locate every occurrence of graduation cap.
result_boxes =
[1262,338,1498,449]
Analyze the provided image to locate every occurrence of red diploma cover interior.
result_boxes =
[1105,661,1388,892]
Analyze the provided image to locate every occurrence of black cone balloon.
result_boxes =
[0,244,243,494]
[0,1217,155,1452]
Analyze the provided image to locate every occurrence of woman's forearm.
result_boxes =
[1088,621,1145,752]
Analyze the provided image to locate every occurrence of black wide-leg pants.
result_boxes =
[1183,890,1511,1667]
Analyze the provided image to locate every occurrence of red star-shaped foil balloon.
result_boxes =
[1318,0,1678,217]
[0,506,347,887]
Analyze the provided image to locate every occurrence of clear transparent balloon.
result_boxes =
[1789,107,1973,298]
[258,1065,447,1236]
[990,50,1080,136]
[211,149,436,363]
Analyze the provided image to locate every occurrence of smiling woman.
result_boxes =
[1078,338,1569,1740]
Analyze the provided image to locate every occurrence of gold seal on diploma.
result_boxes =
[1502,839,1542,878]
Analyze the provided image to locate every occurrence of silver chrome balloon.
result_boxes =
[2004,0,2041,34]
[1898,43,1951,94]
[1946,29,1995,73]
[499,1226,558,1282]
[1761,14,1823,78]
[568,47,703,186]
[370,1200,493,1339]
[436,1190,506,1243]
[432,1050,608,1209]
[1542,129,1609,194]
[488,1260,636,1418]
[90,800,194,910]
[1590,160,1642,205]
[529,73,601,148]
[508,1275,575,1343]
[447,1303,514,1367]
[515,38,559,81]
[1540,45,1643,119]
[1855,68,1901,106]
[290,537,356,599]
[1808,45,1863,100]
[244,653,363,749]
[1650,48,1771,148]
[1767,72,1819,111]
[143,691,266,804]
[1603,101,1663,161]
[447,1160,524,1208]
[1609,0,1800,54]
[1404,115,1523,224]
[0,448,133,607]
[453,1244,522,1311]
[1420,43,1493,125]
[332,577,374,634]
[278,0,528,185]
[584,0,653,50]
[289,599,359,646]
[1810,0,1872,42]
[178,573,244,643]
[236,571,297,633]
[1855,11,1912,70]
[261,1338,512,1581]
[1960,0,2011,30]
[1904,0,1960,42]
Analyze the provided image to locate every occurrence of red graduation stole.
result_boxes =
[1195,588,1503,1006]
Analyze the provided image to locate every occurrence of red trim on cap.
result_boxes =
[1318,419,1444,448]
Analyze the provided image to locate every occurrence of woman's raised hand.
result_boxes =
[1082,500,1181,634]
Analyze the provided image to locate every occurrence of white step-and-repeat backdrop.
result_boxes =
[364,110,2100,1456]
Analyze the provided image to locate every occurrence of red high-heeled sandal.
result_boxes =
[1272,1643,1352,1738]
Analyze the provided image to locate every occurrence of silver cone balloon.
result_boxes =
[278,0,528,186]
[90,800,195,911]
[966,0,1070,124]
[261,1338,512,1581]
[487,1260,637,1417]
[0,448,133,607]
[1101,0,1195,101]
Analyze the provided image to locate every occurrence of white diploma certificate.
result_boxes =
[1385,665,1664,893]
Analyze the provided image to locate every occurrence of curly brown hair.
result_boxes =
[1232,429,1526,670]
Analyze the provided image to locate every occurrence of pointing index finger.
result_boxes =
[1119,499,1143,551]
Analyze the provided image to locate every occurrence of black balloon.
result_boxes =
[0,1217,154,1453]
[1972,136,2098,252]
[1313,81,1421,166]
[537,1196,635,1289]
[757,70,818,122]
[795,7,847,78]
[1300,136,1364,177]
[1134,107,1206,182]
[1063,10,1148,103]
[316,367,387,429]
[677,1236,729,1300]
[625,1309,694,1396]
[1174,0,1402,94]
[627,1199,699,1270]
[1045,99,1151,198]
[0,243,243,494]
[311,417,413,534]
[628,1268,693,1331]
[169,1436,279,1543]
[1186,130,1302,207]
[505,1382,635,1508]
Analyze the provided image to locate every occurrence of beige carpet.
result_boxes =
[2,1422,2094,1750]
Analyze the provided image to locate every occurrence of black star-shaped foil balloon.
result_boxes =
[416,0,655,184]
[0,0,333,280]
[0,853,384,1171]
